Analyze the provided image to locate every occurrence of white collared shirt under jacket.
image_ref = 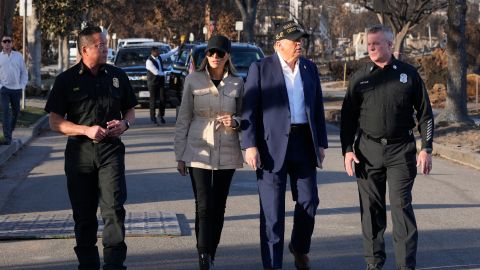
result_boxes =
[277,52,307,124]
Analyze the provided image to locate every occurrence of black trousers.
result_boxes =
[188,167,235,261]
[148,77,165,122]
[65,138,127,270]
[354,134,418,269]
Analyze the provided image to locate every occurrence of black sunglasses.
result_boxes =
[2,39,12,43]
[206,49,226,58]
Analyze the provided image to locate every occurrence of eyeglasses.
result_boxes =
[2,40,12,43]
[91,43,106,49]
[206,49,226,58]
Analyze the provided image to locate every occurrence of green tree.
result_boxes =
[37,0,95,71]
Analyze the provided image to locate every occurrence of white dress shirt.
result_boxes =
[145,47,178,76]
[0,50,28,90]
[277,53,307,124]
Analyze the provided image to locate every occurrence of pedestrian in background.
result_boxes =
[174,35,244,270]
[146,46,177,125]
[241,20,328,270]
[340,25,434,270]
[0,35,28,145]
[45,26,137,270]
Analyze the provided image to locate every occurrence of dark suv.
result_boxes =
[114,43,171,107]
[168,42,264,107]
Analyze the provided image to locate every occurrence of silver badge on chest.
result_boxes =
[113,77,120,88]
[399,73,408,84]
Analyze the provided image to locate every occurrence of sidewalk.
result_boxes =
[0,97,49,166]
[0,115,50,166]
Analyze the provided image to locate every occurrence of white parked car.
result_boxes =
[117,38,154,49]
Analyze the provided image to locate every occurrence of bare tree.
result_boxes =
[0,0,15,37]
[358,0,448,59]
[27,2,42,91]
[436,0,474,124]
[235,0,259,42]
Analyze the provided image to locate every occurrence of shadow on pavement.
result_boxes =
[1,228,479,270]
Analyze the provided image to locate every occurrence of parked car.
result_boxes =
[117,38,154,49]
[69,40,77,63]
[113,42,172,107]
[107,48,116,64]
[168,42,264,107]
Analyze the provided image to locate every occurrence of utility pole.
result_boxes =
[20,0,31,110]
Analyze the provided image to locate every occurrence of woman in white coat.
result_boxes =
[174,35,243,270]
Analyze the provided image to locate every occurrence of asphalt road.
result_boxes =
[0,109,479,270]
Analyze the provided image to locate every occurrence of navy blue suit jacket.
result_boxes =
[241,54,328,172]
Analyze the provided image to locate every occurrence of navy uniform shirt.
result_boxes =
[45,61,137,129]
[340,57,434,155]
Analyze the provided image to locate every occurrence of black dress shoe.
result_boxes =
[160,117,166,124]
[198,253,211,270]
[288,243,310,270]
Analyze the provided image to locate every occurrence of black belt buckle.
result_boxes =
[380,138,388,145]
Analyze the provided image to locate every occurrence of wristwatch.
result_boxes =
[123,119,130,131]
[422,147,432,154]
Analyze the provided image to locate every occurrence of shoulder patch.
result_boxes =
[113,77,120,88]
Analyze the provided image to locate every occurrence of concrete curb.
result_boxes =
[416,140,480,170]
[324,108,480,171]
[0,114,49,167]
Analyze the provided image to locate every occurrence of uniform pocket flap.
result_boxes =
[192,88,211,96]
[68,90,89,102]
[223,88,240,98]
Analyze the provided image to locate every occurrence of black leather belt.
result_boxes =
[363,131,413,145]
[68,135,120,143]
[290,123,308,128]
[290,123,309,132]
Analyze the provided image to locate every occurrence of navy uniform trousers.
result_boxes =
[256,124,319,269]
[65,137,127,270]
[355,133,418,269]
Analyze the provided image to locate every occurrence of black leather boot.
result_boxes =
[198,253,211,270]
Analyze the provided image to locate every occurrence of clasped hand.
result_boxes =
[85,120,126,141]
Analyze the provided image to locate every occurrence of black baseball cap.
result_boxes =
[205,35,231,53]
[274,20,309,41]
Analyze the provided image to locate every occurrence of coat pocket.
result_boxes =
[219,130,241,165]
[192,88,211,110]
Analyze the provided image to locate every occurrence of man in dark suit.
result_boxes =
[146,46,165,125]
[146,46,177,125]
[241,21,328,270]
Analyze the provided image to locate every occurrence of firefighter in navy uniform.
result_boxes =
[45,26,137,270]
[340,25,434,270]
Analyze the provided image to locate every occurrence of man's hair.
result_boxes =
[151,46,159,53]
[2,35,12,40]
[367,25,394,43]
[77,26,102,55]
